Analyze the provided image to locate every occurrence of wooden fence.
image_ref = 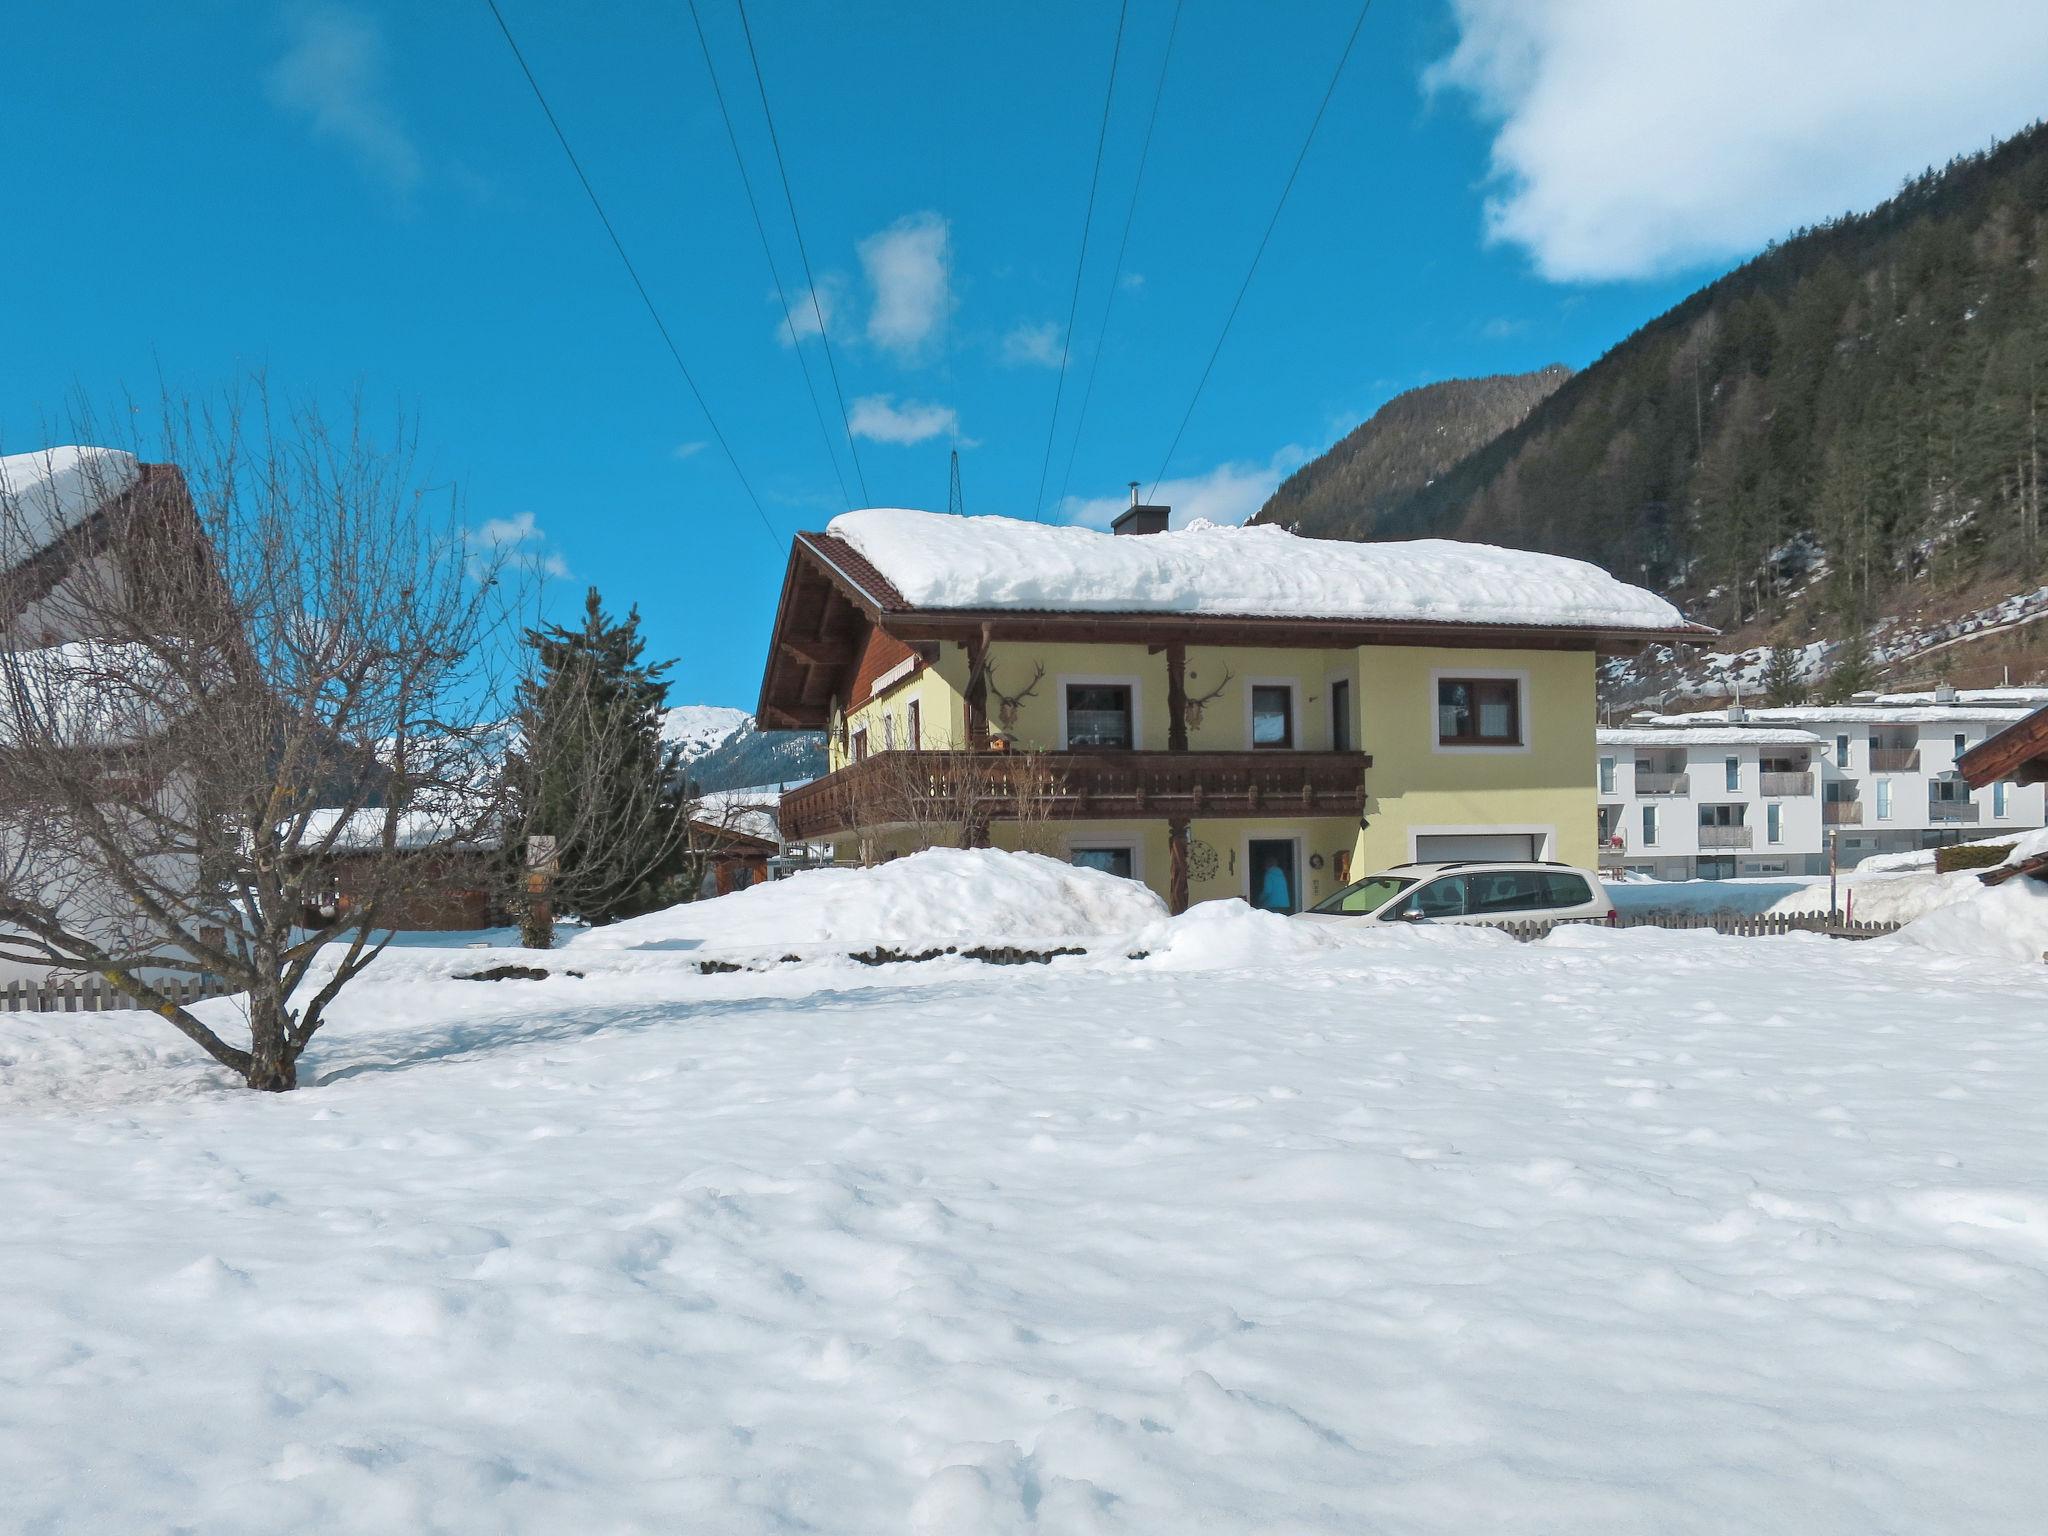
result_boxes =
[0,977,233,1013]
[1478,913,1903,943]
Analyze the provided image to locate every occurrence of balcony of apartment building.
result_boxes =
[1927,776,1980,825]
[1758,752,1814,797]
[1869,732,1921,773]
[1822,781,1864,825]
[1697,805,1753,849]
[1632,751,1691,797]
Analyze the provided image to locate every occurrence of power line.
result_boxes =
[1032,0,1128,520]
[479,0,782,549]
[734,0,871,506]
[685,0,853,510]
[1055,0,1182,515]
[1148,0,1374,502]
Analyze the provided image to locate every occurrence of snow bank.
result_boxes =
[1768,868,1983,925]
[570,847,1167,957]
[827,508,1689,631]
[0,445,138,555]
[1889,829,2048,964]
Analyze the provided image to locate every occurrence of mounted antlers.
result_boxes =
[1183,665,1233,730]
[988,661,1046,729]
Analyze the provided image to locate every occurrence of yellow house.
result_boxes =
[759,503,1708,913]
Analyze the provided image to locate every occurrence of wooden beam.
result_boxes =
[1168,815,1190,915]
[778,634,847,667]
[1165,641,1188,753]
[964,626,990,745]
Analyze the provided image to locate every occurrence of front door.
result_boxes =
[1248,838,1300,914]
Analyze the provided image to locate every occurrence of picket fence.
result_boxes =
[0,977,232,1014]
[1478,912,1902,943]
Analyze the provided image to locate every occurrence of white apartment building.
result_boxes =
[1601,686,2048,876]
[1597,727,1826,879]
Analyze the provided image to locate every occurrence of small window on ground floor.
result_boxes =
[1069,845,1135,880]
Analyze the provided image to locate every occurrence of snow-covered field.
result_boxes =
[5,853,2048,1533]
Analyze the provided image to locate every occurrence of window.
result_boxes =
[1070,846,1135,881]
[851,727,869,763]
[1766,803,1783,844]
[1065,683,1133,749]
[1310,873,1415,916]
[1466,870,1549,914]
[882,713,897,751]
[1955,733,1968,759]
[1385,876,1469,921]
[1642,804,1660,845]
[1836,733,1851,765]
[1437,678,1520,746]
[1330,680,1353,753]
[1599,756,1616,795]
[1251,684,1295,748]
[1875,779,1892,820]
[1995,781,2011,817]
[1698,804,1745,829]
[1540,872,1594,909]
[907,699,921,750]
[1725,756,1740,792]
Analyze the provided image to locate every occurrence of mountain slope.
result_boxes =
[663,705,824,794]
[1251,367,1569,539]
[1349,122,2048,641]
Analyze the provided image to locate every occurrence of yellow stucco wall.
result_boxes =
[822,636,1597,900]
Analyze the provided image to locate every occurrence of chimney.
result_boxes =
[1934,681,1958,703]
[1111,481,1171,536]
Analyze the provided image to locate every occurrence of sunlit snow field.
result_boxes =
[4,865,2048,1533]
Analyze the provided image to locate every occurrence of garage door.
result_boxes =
[1415,832,1541,862]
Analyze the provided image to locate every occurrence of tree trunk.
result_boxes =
[244,988,299,1092]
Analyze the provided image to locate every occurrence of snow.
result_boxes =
[0,444,138,557]
[0,640,176,747]
[9,888,2048,1530]
[1598,725,1823,747]
[571,848,1167,960]
[1888,829,2048,964]
[299,805,504,853]
[1768,867,1983,925]
[1648,702,2036,727]
[662,704,749,763]
[826,508,1691,631]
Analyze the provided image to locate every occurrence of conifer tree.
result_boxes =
[1817,630,1878,704]
[1761,644,1808,706]
[517,589,690,930]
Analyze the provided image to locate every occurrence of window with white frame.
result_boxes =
[1437,677,1521,746]
[1598,756,1615,795]
[1954,732,1967,759]
[1766,802,1782,844]
[1995,780,2011,817]
[1875,779,1892,820]
[1065,683,1134,749]
[1641,804,1659,846]
[882,713,897,751]
[1724,756,1740,792]
[1250,684,1295,748]
[1836,733,1851,765]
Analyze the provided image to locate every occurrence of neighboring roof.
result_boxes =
[822,508,1698,632]
[0,641,178,749]
[1957,703,2048,789]
[1645,704,2038,728]
[0,447,139,562]
[1599,727,1824,748]
[300,806,505,854]
[1858,687,2048,708]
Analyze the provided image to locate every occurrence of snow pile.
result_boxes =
[0,445,138,556]
[12,911,2048,1528]
[1890,829,2048,965]
[827,508,1690,631]
[570,847,1167,958]
[1767,866,1985,926]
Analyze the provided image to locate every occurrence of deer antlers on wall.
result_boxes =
[988,661,1046,728]
[1183,666,1233,730]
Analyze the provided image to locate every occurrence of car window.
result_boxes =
[1309,875,1415,915]
[1467,870,1547,914]
[1385,876,1469,920]
[1541,872,1594,909]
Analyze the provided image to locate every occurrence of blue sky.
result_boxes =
[7,1,2046,709]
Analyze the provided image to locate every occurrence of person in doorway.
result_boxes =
[1254,853,1293,912]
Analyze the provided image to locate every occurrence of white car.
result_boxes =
[1300,861,1617,927]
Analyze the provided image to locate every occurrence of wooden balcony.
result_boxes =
[1760,770,1813,797]
[1870,747,1921,771]
[1698,823,1754,849]
[781,749,1371,843]
[1823,800,1863,825]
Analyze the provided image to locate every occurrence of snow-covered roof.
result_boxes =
[0,446,139,560]
[820,509,1696,633]
[0,641,177,748]
[1649,704,2036,727]
[1859,687,2048,708]
[300,805,505,854]
[1599,727,1823,748]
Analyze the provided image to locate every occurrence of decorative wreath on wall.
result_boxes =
[1188,839,1219,882]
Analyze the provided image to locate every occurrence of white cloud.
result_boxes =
[466,511,569,579]
[1429,0,2048,282]
[858,212,953,359]
[1059,446,1311,530]
[672,441,707,460]
[1001,320,1063,368]
[848,395,958,446]
[266,3,422,196]
[773,279,842,348]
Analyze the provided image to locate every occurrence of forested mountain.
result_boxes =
[1252,368,1569,539]
[1280,121,2048,647]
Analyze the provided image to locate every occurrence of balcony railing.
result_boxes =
[1760,771,1813,797]
[1823,801,1864,825]
[1870,748,1920,771]
[1634,772,1691,796]
[1698,824,1754,849]
[1929,800,1981,823]
[781,749,1371,843]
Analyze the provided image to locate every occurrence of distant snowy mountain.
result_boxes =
[662,704,824,794]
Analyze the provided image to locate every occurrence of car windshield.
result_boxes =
[1308,874,1415,916]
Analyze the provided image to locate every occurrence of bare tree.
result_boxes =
[0,390,654,1090]
[841,734,1063,858]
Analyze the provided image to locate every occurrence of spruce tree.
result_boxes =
[1817,630,1878,704]
[1761,644,1808,706]
[517,588,690,929]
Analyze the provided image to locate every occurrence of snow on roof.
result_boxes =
[1860,687,2048,708]
[1598,727,1823,747]
[822,509,1693,632]
[1649,704,2037,727]
[0,641,176,748]
[300,805,505,854]
[0,446,139,560]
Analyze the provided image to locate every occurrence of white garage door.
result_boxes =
[1415,832,1541,862]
